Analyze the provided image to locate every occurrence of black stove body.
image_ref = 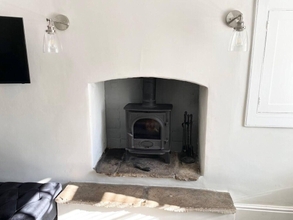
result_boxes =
[124,78,172,163]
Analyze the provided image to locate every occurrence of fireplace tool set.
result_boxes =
[181,111,196,163]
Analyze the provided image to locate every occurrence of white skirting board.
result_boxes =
[235,203,293,214]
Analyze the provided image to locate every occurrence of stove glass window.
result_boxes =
[133,119,161,139]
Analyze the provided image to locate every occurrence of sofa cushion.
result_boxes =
[0,182,62,220]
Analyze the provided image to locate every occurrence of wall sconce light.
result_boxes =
[43,14,70,53]
[226,10,248,52]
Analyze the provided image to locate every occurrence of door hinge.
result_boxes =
[258,97,261,105]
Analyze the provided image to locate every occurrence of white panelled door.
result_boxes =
[258,10,293,113]
[245,0,293,127]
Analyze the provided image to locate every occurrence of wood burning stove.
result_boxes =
[124,78,172,163]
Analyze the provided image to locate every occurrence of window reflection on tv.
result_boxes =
[0,16,30,84]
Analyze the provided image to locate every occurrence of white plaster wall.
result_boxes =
[199,86,208,176]
[0,0,293,205]
[88,82,106,167]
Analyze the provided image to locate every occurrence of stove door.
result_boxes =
[131,118,162,149]
[133,118,161,140]
[126,112,169,150]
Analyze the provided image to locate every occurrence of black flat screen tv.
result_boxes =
[0,16,30,84]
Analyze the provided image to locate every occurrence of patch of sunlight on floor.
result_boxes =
[59,209,159,220]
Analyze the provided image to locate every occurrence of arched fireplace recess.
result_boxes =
[88,77,208,178]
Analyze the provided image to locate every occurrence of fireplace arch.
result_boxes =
[88,77,208,175]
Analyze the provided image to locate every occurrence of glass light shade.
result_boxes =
[228,28,248,52]
[43,32,62,53]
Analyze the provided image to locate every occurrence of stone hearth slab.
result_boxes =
[95,149,200,181]
[146,187,236,213]
[56,182,236,214]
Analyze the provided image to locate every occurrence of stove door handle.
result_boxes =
[127,133,134,147]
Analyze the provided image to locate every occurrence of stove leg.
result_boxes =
[124,150,130,161]
[163,152,170,164]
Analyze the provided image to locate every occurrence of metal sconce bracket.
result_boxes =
[51,14,70,31]
[226,10,245,31]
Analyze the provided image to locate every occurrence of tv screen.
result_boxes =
[0,16,30,84]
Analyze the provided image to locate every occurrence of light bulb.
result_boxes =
[229,28,248,52]
[43,32,62,53]
[43,18,62,53]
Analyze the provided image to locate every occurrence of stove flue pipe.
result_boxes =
[142,78,156,107]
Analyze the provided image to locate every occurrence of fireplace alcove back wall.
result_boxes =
[104,78,200,154]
